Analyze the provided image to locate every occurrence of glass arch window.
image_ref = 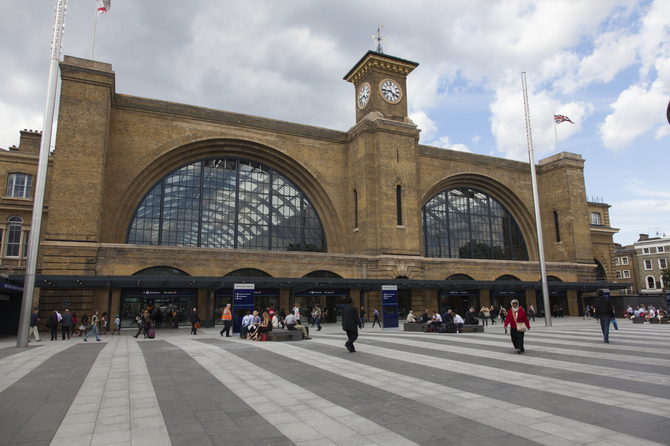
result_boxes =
[423,187,528,260]
[127,158,326,252]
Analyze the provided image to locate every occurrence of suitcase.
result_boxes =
[147,329,156,339]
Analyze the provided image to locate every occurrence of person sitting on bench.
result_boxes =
[450,310,464,332]
[427,311,442,331]
[407,310,418,323]
[464,307,478,325]
[285,313,311,339]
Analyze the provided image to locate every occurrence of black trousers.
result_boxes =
[49,326,58,340]
[220,320,232,336]
[345,329,358,349]
[61,326,71,339]
[510,328,525,351]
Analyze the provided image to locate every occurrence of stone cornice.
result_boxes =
[112,94,348,144]
[343,51,419,84]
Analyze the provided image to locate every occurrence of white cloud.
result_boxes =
[424,136,471,153]
[490,80,594,160]
[599,79,670,150]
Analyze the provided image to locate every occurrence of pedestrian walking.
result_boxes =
[372,307,381,328]
[61,309,73,339]
[342,296,361,352]
[190,308,201,335]
[83,311,101,342]
[29,308,41,342]
[111,315,120,335]
[45,310,59,341]
[528,304,536,322]
[100,312,108,335]
[219,304,232,337]
[314,306,322,331]
[504,299,530,354]
[594,290,615,343]
[78,313,89,337]
[133,311,148,338]
[359,306,366,328]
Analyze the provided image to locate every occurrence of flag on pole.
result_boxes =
[97,0,111,16]
[554,114,574,124]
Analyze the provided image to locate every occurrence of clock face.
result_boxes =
[358,83,370,109]
[380,79,402,103]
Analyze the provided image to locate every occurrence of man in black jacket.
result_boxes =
[61,309,73,340]
[29,309,41,342]
[594,290,615,343]
[342,297,362,352]
[464,307,478,325]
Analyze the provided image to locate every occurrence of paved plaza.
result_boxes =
[0,316,669,446]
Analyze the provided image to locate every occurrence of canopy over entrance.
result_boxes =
[9,275,631,294]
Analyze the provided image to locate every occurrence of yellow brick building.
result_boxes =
[2,52,625,332]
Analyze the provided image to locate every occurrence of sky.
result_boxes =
[1,0,668,246]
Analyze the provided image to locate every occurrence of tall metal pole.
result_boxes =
[91,1,98,60]
[521,72,552,327]
[16,0,67,348]
[553,111,559,154]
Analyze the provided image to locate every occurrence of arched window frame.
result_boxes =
[5,216,25,258]
[646,275,656,289]
[127,157,327,253]
[422,187,528,260]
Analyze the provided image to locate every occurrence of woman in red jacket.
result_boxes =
[504,299,530,354]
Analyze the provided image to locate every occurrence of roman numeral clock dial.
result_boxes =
[380,79,401,103]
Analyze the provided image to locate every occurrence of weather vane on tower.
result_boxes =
[372,24,385,53]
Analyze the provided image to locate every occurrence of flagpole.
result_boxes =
[553,111,559,154]
[16,0,67,348]
[521,72,551,327]
[91,0,98,60]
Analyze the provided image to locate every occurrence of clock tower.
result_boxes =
[343,51,418,123]
[343,51,423,258]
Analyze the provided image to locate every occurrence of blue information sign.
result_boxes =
[233,284,255,333]
[381,285,399,329]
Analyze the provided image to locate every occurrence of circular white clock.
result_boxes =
[358,83,370,108]
[380,79,402,103]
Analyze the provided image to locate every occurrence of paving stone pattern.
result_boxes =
[0,317,668,445]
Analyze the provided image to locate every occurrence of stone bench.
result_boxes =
[267,330,302,341]
[459,324,484,333]
[403,323,429,332]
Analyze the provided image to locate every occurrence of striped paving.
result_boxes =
[0,317,668,445]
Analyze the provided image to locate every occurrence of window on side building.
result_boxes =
[646,276,656,289]
[660,258,668,269]
[644,259,653,270]
[591,212,601,225]
[5,216,23,257]
[622,257,629,265]
[7,173,32,198]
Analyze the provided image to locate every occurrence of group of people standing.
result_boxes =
[29,308,120,342]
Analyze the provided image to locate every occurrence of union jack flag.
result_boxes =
[554,114,574,124]
[97,0,111,16]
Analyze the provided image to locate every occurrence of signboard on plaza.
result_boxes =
[381,285,399,330]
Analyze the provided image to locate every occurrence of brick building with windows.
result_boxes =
[635,234,669,295]
[2,52,627,333]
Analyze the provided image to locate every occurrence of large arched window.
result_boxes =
[127,158,326,252]
[423,187,528,260]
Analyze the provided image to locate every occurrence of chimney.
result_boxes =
[639,234,649,241]
[18,129,42,154]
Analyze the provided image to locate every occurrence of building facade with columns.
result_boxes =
[3,51,624,331]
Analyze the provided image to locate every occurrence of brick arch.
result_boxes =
[593,248,611,281]
[111,136,343,252]
[421,173,538,261]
